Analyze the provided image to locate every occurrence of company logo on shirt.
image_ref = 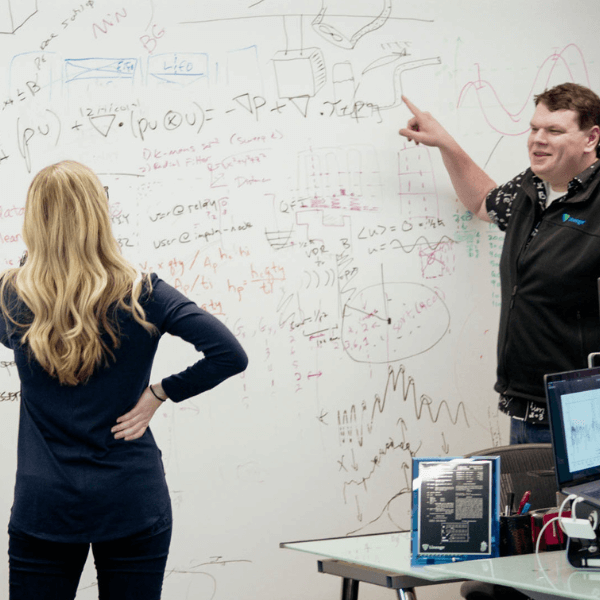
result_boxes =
[562,213,586,226]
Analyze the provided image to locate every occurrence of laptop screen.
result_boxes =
[545,367,600,488]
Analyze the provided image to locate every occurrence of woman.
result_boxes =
[0,160,248,599]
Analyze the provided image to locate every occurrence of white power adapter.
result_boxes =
[561,517,597,540]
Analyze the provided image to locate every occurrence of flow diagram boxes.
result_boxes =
[273,48,326,98]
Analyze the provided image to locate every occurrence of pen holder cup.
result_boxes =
[500,514,533,556]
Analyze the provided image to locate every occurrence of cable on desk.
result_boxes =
[533,493,579,590]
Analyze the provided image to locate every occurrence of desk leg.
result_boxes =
[397,588,416,600]
[341,577,359,600]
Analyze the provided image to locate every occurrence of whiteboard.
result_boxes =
[0,0,596,598]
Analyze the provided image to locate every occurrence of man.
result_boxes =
[399,83,600,444]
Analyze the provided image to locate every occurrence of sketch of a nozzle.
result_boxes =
[358,56,441,110]
[312,0,392,49]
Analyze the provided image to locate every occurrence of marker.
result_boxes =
[520,502,531,515]
[507,492,515,515]
[517,491,531,515]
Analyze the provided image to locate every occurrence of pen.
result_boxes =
[520,502,531,515]
[507,492,515,515]
[517,491,531,515]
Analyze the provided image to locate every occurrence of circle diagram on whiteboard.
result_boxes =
[341,282,450,363]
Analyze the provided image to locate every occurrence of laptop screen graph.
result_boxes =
[561,388,600,473]
[545,367,600,488]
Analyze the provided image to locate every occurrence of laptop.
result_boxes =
[545,366,600,507]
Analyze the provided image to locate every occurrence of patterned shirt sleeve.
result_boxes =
[485,170,528,231]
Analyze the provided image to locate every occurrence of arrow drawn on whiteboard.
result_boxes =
[442,432,449,454]
[355,496,363,522]
[317,409,328,424]
[351,449,359,471]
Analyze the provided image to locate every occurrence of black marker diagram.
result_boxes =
[312,0,392,49]
[271,11,439,113]
[0,0,37,34]
[272,15,326,106]
[358,56,441,110]
[341,281,450,363]
[273,47,326,99]
[332,61,356,108]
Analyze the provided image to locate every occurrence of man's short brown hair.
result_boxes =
[534,83,600,156]
[535,83,600,156]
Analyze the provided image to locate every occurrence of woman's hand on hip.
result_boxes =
[112,388,163,441]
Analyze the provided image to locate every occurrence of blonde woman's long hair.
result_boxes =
[0,160,156,385]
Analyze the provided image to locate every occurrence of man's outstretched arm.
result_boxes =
[399,95,496,222]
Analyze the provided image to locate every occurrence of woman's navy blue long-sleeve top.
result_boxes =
[0,274,248,543]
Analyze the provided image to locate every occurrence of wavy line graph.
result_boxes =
[457,44,591,136]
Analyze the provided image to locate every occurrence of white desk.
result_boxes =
[281,531,463,600]
[429,550,600,600]
[281,531,600,600]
